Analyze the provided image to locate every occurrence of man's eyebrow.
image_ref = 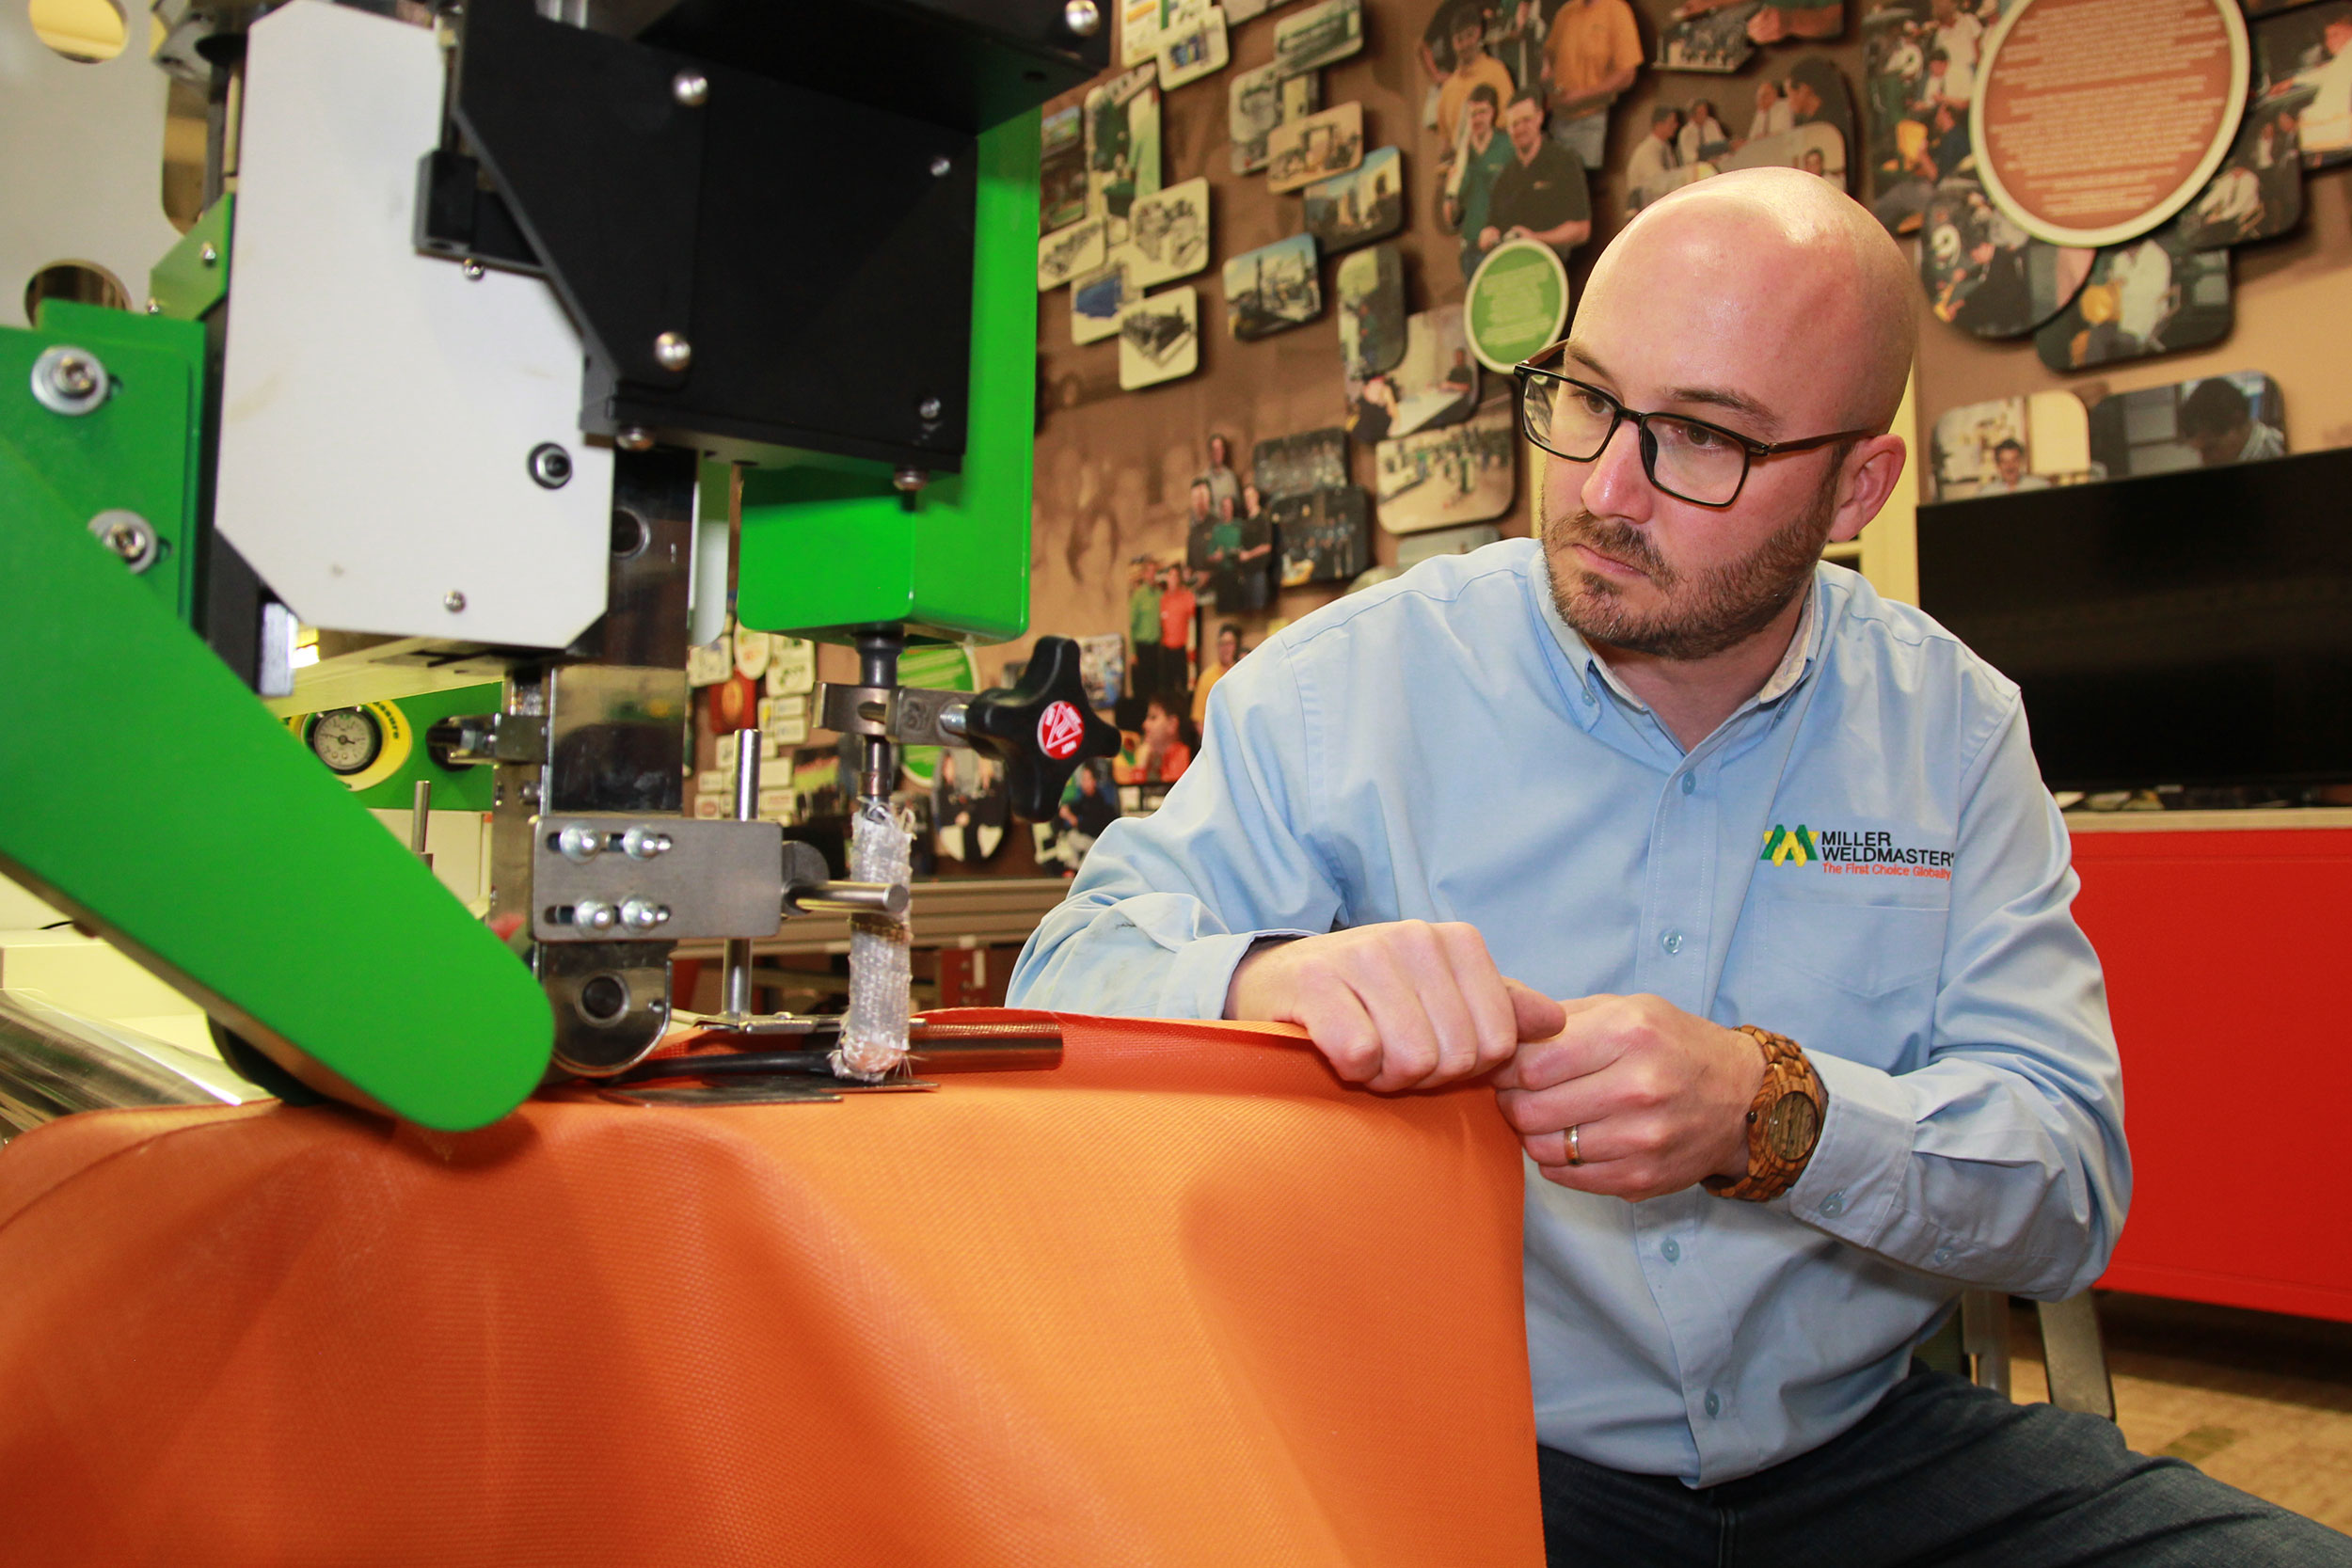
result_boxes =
[1563,341,1782,437]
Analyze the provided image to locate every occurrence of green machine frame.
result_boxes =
[0,116,1044,1130]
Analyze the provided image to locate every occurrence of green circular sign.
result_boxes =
[1464,240,1570,373]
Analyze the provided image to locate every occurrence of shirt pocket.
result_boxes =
[1757,898,1947,999]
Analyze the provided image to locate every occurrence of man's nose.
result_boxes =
[1579,419,1655,524]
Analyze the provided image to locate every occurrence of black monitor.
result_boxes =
[1915,448,2352,792]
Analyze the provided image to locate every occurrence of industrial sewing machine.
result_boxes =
[0,0,1117,1128]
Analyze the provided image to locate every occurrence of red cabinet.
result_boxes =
[2069,818,2352,1323]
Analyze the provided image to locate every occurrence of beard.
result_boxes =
[1538,463,1841,661]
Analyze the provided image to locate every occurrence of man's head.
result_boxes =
[1076,762,1102,796]
[1451,2,1486,62]
[1159,562,1182,589]
[1207,433,1230,468]
[1217,493,1238,520]
[1788,77,1823,122]
[1468,83,1501,141]
[1992,437,2025,485]
[1534,167,1914,662]
[1802,148,1827,176]
[1651,104,1681,142]
[1143,694,1181,744]
[1188,478,1212,520]
[2178,376,2254,466]
[1756,80,1781,109]
[2328,13,2352,56]
[1691,98,1715,125]
[1504,88,1546,159]
[1216,623,1243,665]
[1242,480,1263,515]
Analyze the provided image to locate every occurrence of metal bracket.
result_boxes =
[429,711,548,767]
[532,813,783,942]
[817,681,969,748]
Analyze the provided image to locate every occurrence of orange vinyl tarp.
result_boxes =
[0,1012,1544,1568]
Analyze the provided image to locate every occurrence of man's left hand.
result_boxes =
[1492,994,1766,1201]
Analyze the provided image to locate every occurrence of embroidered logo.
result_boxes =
[1760,824,1819,865]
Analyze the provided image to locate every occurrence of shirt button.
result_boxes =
[1932,1244,1955,1266]
[1661,930,1684,955]
[1661,1239,1681,1263]
[1681,774,1695,796]
[1820,1189,1847,1217]
[1704,1391,1722,1418]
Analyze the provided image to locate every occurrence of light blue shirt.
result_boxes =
[1008,540,2127,1486]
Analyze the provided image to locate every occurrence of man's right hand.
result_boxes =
[1225,922,1565,1093]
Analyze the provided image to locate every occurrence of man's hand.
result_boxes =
[1226,922,1566,1092]
[1492,994,1766,1200]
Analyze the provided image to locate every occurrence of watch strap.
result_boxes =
[1702,1025,1826,1203]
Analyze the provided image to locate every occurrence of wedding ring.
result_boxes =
[1566,1124,1583,1166]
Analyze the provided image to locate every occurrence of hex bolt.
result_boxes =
[444,590,468,612]
[1065,0,1102,37]
[930,154,952,177]
[558,823,605,863]
[528,442,574,489]
[673,70,708,107]
[654,330,692,372]
[616,426,653,451]
[918,395,943,420]
[30,345,108,416]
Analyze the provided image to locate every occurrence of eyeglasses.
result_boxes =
[1513,343,1879,508]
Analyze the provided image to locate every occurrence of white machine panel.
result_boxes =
[216,0,614,650]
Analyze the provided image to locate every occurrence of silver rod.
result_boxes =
[409,779,433,859]
[721,727,764,1016]
[788,880,911,921]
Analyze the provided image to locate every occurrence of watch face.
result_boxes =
[1763,1090,1821,1162]
[310,707,383,774]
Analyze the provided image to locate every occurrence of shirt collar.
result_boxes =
[1531,550,1825,727]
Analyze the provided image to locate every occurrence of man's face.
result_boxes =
[1994,445,2024,484]
[1144,704,1177,744]
[1789,82,1821,119]
[1454,21,1484,59]
[1803,150,1826,175]
[1505,99,1542,157]
[1189,485,1211,520]
[1217,629,1240,665]
[1537,209,1866,661]
[1208,435,1228,467]
[1468,98,1496,140]
[1654,116,1678,143]
[2187,421,2247,467]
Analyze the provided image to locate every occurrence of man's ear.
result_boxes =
[1830,433,1907,546]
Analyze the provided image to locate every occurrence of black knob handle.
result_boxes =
[961,635,1121,820]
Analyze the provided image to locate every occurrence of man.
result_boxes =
[1201,433,1241,515]
[1113,692,1192,785]
[1011,168,2352,1563]
[1746,77,1794,143]
[1192,623,1246,725]
[1542,0,1643,168]
[1438,1,1517,151]
[2294,13,2352,158]
[2178,377,2288,467]
[1446,84,1517,281]
[1626,104,1684,205]
[1156,561,1198,695]
[1931,0,1983,104]
[1975,436,2049,495]
[1480,89,1595,260]
[1125,553,1164,713]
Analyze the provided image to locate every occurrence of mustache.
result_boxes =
[1549,509,1674,583]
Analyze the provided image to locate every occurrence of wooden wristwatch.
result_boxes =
[1702,1025,1827,1203]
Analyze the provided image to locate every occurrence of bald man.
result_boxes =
[1010,170,2351,1563]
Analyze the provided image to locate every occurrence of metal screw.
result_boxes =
[557,823,604,863]
[87,510,158,574]
[574,899,619,932]
[520,780,542,806]
[616,426,654,451]
[620,826,673,860]
[30,345,108,416]
[654,330,692,372]
[528,441,573,489]
[444,590,468,612]
[620,897,672,931]
[462,259,485,280]
[1065,0,1102,37]
[145,298,160,315]
[672,70,708,106]
[918,395,943,420]
[894,467,930,493]
[199,243,218,266]
[930,153,952,177]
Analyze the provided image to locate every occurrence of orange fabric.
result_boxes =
[0,1013,1542,1567]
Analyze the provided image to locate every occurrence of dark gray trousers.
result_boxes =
[1539,1370,2352,1567]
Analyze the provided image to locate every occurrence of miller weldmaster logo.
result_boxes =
[1761,824,1954,879]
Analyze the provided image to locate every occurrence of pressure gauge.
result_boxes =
[309,707,384,774]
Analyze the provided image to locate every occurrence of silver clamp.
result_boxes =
[818,682,970,749]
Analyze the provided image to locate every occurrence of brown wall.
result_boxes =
[1012,2,2352,671]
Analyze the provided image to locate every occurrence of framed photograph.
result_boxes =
[1118,286,1201,388]
[1919,179,2093,339]
[1127,176,1212,288]
[1077,633,1127,708]
[1336,244,1406,379]
[1267,102,1364,193]
[1157,4,1231,89]
[1072,254,1138,344]
[1039,219,1108,292]
[932,747,1009,864]
[1223,231,1323,339]
[1041,104,1089,233]
[1272,484,1370,587]
[1305,145,1404,251]
[1657,3,1760,72]
[764,635,817,696]
[1347,304,1477,447]
[1230,59,1322,173]
[2034,225,2233,372]
[2254,2,2352,166]
[1086,65,1163,222]
[2177,99,2306,247]
[1188,486,1278,612]
[2084,371,2287,477]
[1252,427,1351,500]
[1272,0,1363,75]
[1926,391,2092,502]
[1120,0,1161,67]
[1375,399,1518,534]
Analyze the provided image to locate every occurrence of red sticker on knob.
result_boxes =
[1038,700,1085,761]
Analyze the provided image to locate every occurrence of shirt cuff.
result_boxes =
[1784,1051,1914,1246]
[1156,930,1315,1022]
